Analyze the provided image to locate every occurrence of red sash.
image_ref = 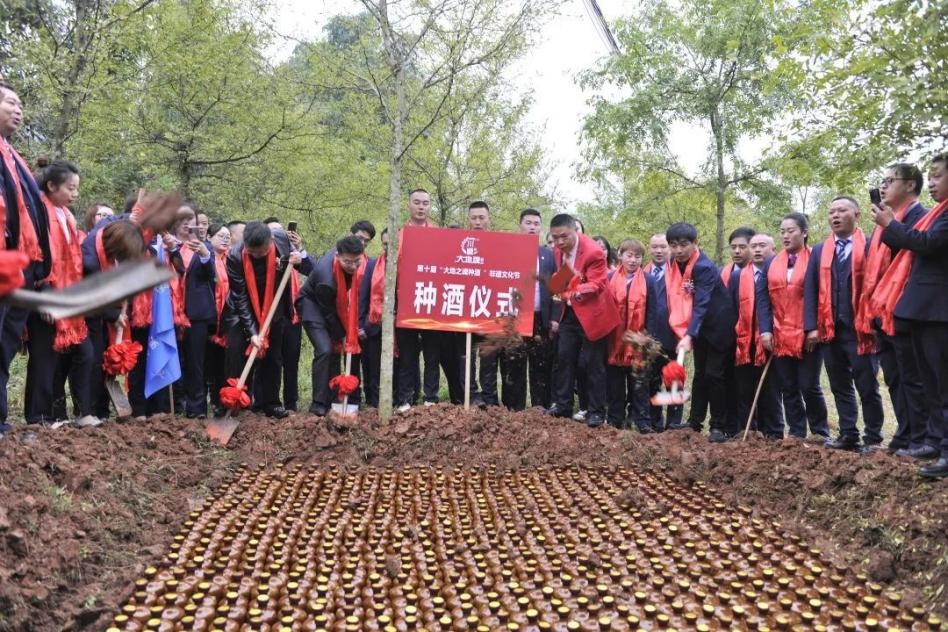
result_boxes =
[856,201,914,339]
[41,195,88,350]
[606,269,647,366]
[871,199,948,335]
[0,142,42,262]
[171,245,192,329]
[734,264,765,366]
[665,249,700,340]
[767,248,808,358]
[210,250,229,347]
[720,262,736,287]
[816,228,873,354]
[368,253,386,325]
[242,243,276,356]
[333,256,367,355]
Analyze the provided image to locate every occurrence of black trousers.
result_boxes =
[908,320,948,457]
[692,336,733,434]
[553,308,607,415]
[477,344,500,406]
[649,351,683,428]
[52,338,95,420]
[774,352,829,438]
[0,303,29,422]
[181,319,211,416]
[86,317,112,418]
[438,332,464,404]
[225,319,286,410]
[821,325,884,444]
[606,365,650,428]
[25,314,94,422]
[361,334,382,408]
[205,339,227,410]
[282,321,302,410]
[686,353,710,429]
[395,327,440,405]
[733,360,784,438]
[128,326,171,417]
[882,326,929,450]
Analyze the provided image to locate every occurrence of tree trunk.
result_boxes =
[51,0,96,155]
[710,108,727,264]
[377,0,405,420]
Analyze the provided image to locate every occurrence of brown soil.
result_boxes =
[0,406,945,630]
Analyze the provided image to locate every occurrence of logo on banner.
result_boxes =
[460,237,478,256]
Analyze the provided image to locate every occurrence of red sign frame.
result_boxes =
[396,226,536,335]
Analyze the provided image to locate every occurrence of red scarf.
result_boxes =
[816,228,873,354]
[209,250,229,347]
[871,199,948,335]
[242,243,276,356]
[665,249,700,340]
[41,195,88,351]
[856,201,915,339]
[767,247,808,358]
[720,262,736,287]
[606,269,647,367]
[333,256,367,355]
[289,270,301,325]
[368,252,386,325]
[0,141,42,262]
[171,244,192,329]
[734,264,766,366]
[94,227,152,330]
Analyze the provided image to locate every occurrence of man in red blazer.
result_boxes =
[545,213,620,426]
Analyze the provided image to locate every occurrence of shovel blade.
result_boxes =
[331,403,359,417]
[105,378,132,418]
[650,390,690,406]
[205,417,240,446]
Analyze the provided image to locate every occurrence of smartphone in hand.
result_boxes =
[869,188,882,207]
[287,221,298,233]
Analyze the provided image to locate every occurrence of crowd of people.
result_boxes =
[2,81,947,478]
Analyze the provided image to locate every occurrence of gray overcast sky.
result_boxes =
[268,1,715,211]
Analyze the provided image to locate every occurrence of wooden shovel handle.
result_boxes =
[234,261,296,390]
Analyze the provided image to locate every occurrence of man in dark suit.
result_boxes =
[500,208,556,410]
[644,234,683,431]
[665,223,737,442]
[545,213,620,427]
[0,82,52,427]
[296,236,366,416]
[863,164,929,456]
[804,196,884,451]
[743,233,783,438]
[871,153,948,477]
[717,227,756,434]
[223,221,302,418]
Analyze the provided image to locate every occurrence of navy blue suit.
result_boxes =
[169,247,216,417]
[358,257,382,408]
[882,210,948,457]
[868,202,929,450]
[803,238,884,445]
[644,263,682,428]
[686,253,737,434]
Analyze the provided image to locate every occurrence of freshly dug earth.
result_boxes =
[0,406,945,630]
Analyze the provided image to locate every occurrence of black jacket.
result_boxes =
[295,253,351,341]
[169,244,217,322]
[686,253,736,349]
[881,210,948,323]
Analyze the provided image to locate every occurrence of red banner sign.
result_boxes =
[396,226,537,335]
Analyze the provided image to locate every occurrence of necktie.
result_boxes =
[652,265,663,282]
[787,254,797,268]
[835,238,850,262]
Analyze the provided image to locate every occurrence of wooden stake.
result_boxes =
[742,355,774,442]
[464,332,472,410]
[342,352,353,412]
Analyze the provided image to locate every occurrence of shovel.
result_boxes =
[330,352,359,417]
[4,261,173,319]
[650,349,690,407]
[104,308,133,419]
[206,259,296,446]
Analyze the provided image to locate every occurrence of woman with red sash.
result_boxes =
[167,209,215,418]
[604,239,656,432]
[24,161,99,427]
[206,223,231,417]
[768,213,829,440]
[871,153,948,478]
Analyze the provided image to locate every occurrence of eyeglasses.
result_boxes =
[880,177,909,186]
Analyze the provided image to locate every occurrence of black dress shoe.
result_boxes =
[918,457,948,479]
[264,406,290,419]
[708,429,729,443]
[666,422,689,431]
[544,405,572,418]
[860,442,884,455]
[586,413,605,428]
[635,423,653,434]
[896,445,939,460]
[308,405,328,417]
[825,435,860,451]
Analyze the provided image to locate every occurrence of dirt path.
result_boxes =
[0,406,945,630]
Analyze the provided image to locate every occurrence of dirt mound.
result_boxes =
[0,406,944,630]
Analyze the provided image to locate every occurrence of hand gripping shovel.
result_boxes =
[4,261,172,319]
[206,260,296,446]
[650,349,690,407]
[104,308,133,418]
